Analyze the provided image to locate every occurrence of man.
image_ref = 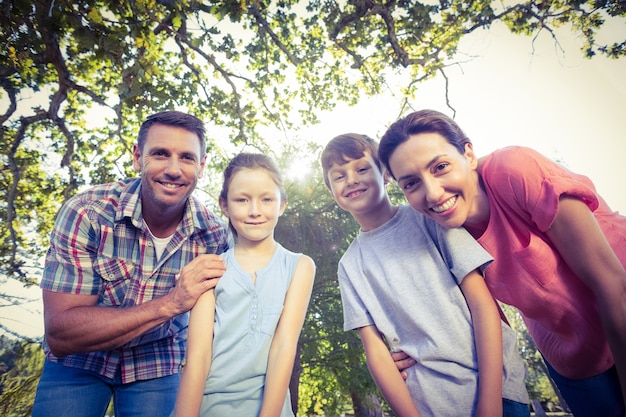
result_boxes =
[32,111,231,417]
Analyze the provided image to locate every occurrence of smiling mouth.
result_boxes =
[345,189,365,199]
[431,196,457,213]
[158,181,184,189]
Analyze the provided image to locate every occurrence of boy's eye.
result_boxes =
[333,174,345,181]
[357,167,369,174]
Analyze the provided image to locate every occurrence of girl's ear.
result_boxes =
[278,199,287,216]
[218,197,228,217]
[464,143,478,169]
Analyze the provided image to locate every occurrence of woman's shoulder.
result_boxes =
[481,146,556,183]
[483,146,545,167]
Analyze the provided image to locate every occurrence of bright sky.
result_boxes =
[1,20,625,340]
[303,22,626,214]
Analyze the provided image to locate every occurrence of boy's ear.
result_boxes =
[383,169,392,186]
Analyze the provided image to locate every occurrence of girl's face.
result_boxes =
[388,132,480,229]
[220,167,285,244]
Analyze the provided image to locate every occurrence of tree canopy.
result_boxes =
[1,0,625,284]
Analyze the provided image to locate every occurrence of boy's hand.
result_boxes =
[391,350,416,380]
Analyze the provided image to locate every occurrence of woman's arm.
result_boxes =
[173,289,216,417]
[359,325,422,417]
[546,196,626,403]
[460,269,503,417]
[260,255,315,417]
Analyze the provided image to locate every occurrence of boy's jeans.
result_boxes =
[32,360,179,417]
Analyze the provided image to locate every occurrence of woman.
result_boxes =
[378,109,626,417]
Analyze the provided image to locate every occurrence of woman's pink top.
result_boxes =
[478,146,626,379]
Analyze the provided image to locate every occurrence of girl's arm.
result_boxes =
[546,196,626,403]
[260,255,315,417]
[460,269,503,417]
[358,325,421,417]
[173,289,216,417]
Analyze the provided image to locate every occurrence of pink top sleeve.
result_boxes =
[483,146,599,232]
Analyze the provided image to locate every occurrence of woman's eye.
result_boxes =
[402,179,419,190]
[434,162,449,172]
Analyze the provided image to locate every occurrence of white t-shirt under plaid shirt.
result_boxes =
[40,178,230,383]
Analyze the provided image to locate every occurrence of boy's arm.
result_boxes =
[260,255,315,417]
[358,325,422,417]
[173,289,216,417]
[460,269,503,417]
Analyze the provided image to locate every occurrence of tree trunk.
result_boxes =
[350,390,383,417]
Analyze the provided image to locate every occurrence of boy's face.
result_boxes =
[326,151,387,215]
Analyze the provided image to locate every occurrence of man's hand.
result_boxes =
[168,254,227,315]
[391,350,416,380]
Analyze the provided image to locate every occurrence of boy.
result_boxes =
[321,133,529,417]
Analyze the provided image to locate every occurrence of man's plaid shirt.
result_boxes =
[40,178,230,383]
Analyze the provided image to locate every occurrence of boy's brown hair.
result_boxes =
[320,133,382,189]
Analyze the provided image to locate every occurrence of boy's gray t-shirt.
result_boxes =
[338,205,529,416]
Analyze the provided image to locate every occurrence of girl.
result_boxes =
[173,153,315,416]
[378,109,626,417]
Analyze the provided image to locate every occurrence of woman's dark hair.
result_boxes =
[379,109,472,179]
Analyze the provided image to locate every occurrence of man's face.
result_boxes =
[132,124,206,213]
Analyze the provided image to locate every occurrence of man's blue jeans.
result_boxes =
[32,360,180,417]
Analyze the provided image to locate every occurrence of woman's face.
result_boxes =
[388,132,480,229]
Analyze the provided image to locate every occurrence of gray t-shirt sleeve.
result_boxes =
[424,220,493,285]
[338,260,374,331]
